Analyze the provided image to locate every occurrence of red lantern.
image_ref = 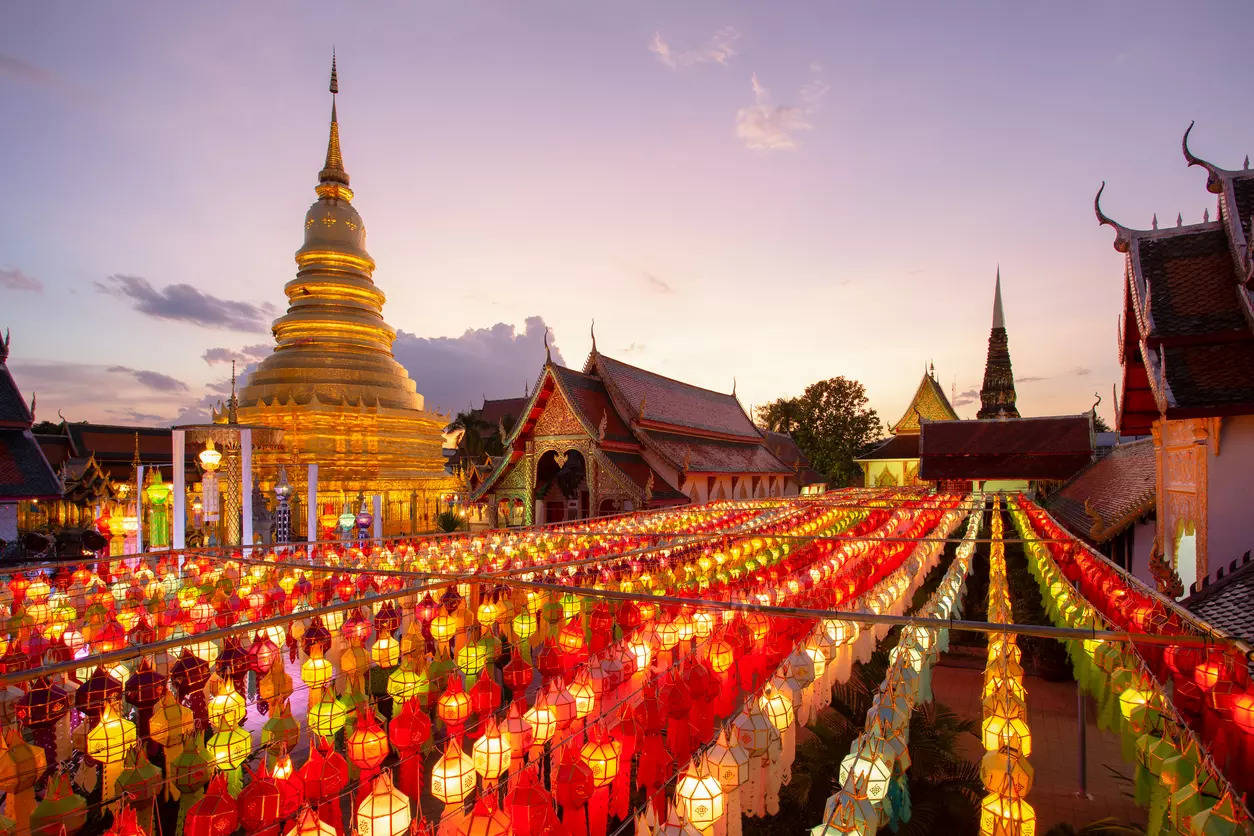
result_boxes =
[185,774,238,836]
[236,763,282,835]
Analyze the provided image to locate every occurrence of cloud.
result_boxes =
[735,71,827,151]
[649,27,739,69]
[1071,366,1092,376]
[951,388,980,407]
[392,316,565,415]
[1015,375,1047,384]
[643,272,673,294]
[0,267,42,292]
[623,342,646,354]
[96,274,277,332]
[203,344,271,365]
[106,366,189,392]
[0,54,91,104]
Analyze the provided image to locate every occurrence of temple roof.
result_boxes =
[588,354,760,440]
[761,431,825,485]
[891,372,959,434]
[476,397,529,432]
[1048,438,1156,544]
[1100,126,1254,434]
[0,337,61,501]
[855,434,920,461]
[919,414,1093,481]
[1181,552,1254,647]
[550,366,635,445]
[639,429,792,473]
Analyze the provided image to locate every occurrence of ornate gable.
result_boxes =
[892,373,959,434]
[533,386,589,438]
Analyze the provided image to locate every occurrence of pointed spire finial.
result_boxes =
[1245,155,1250,170]
[318,50,350,191]
[992,267,1005,330]
[227,360,239,424]
[330,48,338,94]
[1177,212,1183,227]
[1152,212,1158,230]
[1204,207,1210,223]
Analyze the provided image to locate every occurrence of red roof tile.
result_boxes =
[919,415,1093,480]
[1048,439,1156,543]
[639,430,792,474]
[591,354,758,439]
[856,434,920,461]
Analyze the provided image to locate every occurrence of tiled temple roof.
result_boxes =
[591,354,760,439]
[1181,552,1254,647]
[1048,438,1156,544]
[856,434,920,461]
[919,415,1093,481]
[0,339,61,501]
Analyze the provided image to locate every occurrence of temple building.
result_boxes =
[855,366,958,487]
[919,413,1094,493]
[221,58,458,535]
[0,333,60,544]
[1096,123,1254,596]
[470,346,801,525]
[978,269,1020,419]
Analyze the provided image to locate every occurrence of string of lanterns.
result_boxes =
[1008,498,1250,834]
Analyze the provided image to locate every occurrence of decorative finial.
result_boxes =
[1177,212,1183,227]
[1245,155,1250,170]
[227,360,239,424]
[1183,121,1225,193]
[543,327,551,363]
[1152,213,1158,230]
[1094,181,1133,253]
[590,319,597,353]
[1090,391,1101,415]
[29,393,35,423]
[731,377,737,397]
[1204,207,1210,223]
[0,328,8,363]
[992,267,1005,330]
[131,432,141,473]
[318,51,350,190]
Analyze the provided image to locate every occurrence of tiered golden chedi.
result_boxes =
[218,59,457,533]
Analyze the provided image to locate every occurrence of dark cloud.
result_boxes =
[393,317,564,414]
[203,344,271,365]
[643,272,674,294]
[1015,375,1047,384]
[106,366,189,392]
[0,267,42,292]
[96,274,277,332]
[951,388,980,407]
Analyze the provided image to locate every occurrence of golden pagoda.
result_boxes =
[218,55,458,534]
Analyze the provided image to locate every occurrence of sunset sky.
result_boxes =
[3,1,1252,428]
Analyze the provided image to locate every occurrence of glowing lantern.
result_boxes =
[207,680,246,731]
[436,677,471,734]
[301,647,334,689]
[371,636,400,669]
[456,642,487,678]
[386,661,425,701]
[477,600,502,627]
[981,712,1032,757]
[472,718,511,781]
[557,618,585,655]
[512,610,537,641]
[759,684,794,732]
[580,730,621,788]
[357,770,411,836]
[838,742,892,801]
[675,763,725,831]
[86,702,137,764]
[206,726,250,771]
[307,695,349,738]
[628,638,653,673]
[978,792,1036,836]
[524,696,556,747]
[347,710,390,774]
[431,739,477,805]
[431,614,458,643]
[568,671,596,719]
[707,640,734,674]
[284,808,336,836]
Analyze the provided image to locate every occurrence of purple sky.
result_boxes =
[2,2,1251,427]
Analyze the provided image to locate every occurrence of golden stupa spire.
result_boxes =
[318,50,351,192]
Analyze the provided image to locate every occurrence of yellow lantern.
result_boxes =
[301,647,334,688]
[430,614,458,643]
[207,680,246,732]
[675,763,725,831]
[580,733,621,788]
[456,643,487,677]
[523,696,556,747]
[981,712,1031,757]
[430,738,477,805]
[511,610,537,642]
[285,808,337,836]
[371,636,400,669]
[86,702,137,764]
[308,696,349,738]
[979,792,1036,836]
[356,770,411,836]
[759,684,794,732]
[477,600,502,627]
[471,718,511,781]
[207,726,250,771]
[386,663,424,701]
[568,672,596,719]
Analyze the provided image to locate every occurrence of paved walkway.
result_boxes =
[932,663,1147,831]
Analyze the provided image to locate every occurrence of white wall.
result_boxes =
[1207,415,1254,569]
[1129,519,1156,588]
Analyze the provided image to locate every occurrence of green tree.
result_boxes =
[1093,413,1113,433]
[757,377,883,486]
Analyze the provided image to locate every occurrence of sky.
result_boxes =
[2,1,1252,428]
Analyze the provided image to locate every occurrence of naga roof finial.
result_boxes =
[590,318,596,354]
[543,326,551,363]
[1094,181,1133,253]
[731,377,737,397]
[1183,121,1224,193]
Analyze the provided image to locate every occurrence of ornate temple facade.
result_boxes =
[977,270,1020,419]
[470,348,801,525]
[855,367,958,487]
[1098,125,1254,596]
[220,59,457,535]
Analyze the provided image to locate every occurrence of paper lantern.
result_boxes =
[301,647,333,689]
[568,671,596,719]
[308,695,349,738]
[431,614,458,643]
[284,808,336,836]
[386,662,425,701]
[357,770,412,836]
[759,683,794,732]
[839,742,892,802]
[29,773,85,836]
[431,739,477,805]
[512,610,537,641]
[185,774,238,836]
[346,710,390,772]
[437,677,471,731]
[978,792,1035,836]
[981,713,1031,757]
[456,642,487,677]
[580,730,621,787]
[707,639,734,674]
[472,718,511,780]
[86,702,137,764]
[675,763,724,831]
[504,768,557,836]
[206,726,250,771]
[371,636,400,669]
[207,680,246,731]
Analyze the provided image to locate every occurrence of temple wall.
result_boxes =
[1207,414,1254,567]
[1129,519,1156,587]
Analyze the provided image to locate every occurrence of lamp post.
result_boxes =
[273,467,293,545]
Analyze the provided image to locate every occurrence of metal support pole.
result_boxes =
[306,464,318,543]
[172,430,186,550]
[1077,684,1090,798]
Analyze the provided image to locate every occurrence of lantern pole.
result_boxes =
[172,429,186,549]
[1076,685,1090,799]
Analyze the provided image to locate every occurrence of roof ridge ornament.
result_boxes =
[543,327,551,363]
[1182,121,1225,194]
[590,319,596,354]
[1094,181,1133,253]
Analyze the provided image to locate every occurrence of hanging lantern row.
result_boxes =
[1009,498,1252,832]
[977,498,1035,836]
[814,494,983,836]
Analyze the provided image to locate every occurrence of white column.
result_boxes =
[135,465,145,553]
[372,494,383,540]
[306,464,318,542]
[240,429,253,549]
[172,430,186,550]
